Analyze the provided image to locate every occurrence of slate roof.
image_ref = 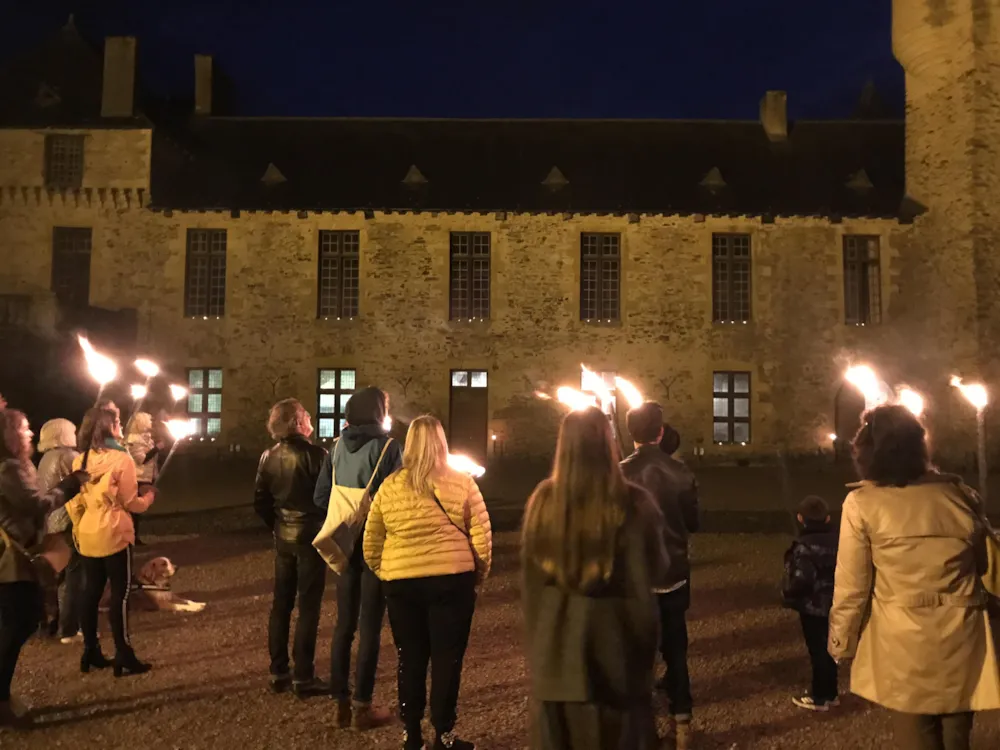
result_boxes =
[150,117,906,218]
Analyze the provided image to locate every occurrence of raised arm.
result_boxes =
[828,492,873,661]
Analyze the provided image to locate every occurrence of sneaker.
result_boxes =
[791,695,840,712]
[59,633,83,645]
[352,701,392,730]
[403,728,426,750]
[269,673,292,694]
[434,731,475,750]
[292,677,329,700]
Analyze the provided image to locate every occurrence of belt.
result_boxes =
[875,592,986,608]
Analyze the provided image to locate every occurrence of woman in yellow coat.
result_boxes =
[68,408,155,678]
[829,404,1000,750]
[363,416,492,750]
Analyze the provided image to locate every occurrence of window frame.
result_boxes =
[317,230,361,320]
[449,232,491,321]
[317,368,357,440]
[44,134,84,189]
[712,233,752,323]
[184,229,227,318]
[50,226,92,308]
[843,235,881,326]
[186,367,223,438]
[712,371,751,445]
[450,369,489,389]
[580,233,621,322]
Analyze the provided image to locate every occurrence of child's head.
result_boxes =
[797,495,831,527]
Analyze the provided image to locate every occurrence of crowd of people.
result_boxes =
[1,384,1000,750]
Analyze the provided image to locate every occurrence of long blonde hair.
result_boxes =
[522,407,628,593]
[403,415,449,497]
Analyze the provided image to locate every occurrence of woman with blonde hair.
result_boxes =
[364,416,492,750]
[522,407,668,750]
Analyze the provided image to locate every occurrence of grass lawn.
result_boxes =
[8,509,1000,749]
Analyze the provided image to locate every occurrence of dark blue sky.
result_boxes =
[0,0,902,119]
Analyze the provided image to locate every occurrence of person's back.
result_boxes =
[70,447,149,556]
[254,435,327,542]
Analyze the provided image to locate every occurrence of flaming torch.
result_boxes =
[130,384,148,401]
[845,365,888,411]
[952,376,990,504]
[447,453,486,478]
[556,386,598,412]
[155,418,196,485]
[168,384,188,403]
[614,376,645,410]
[78,336,118,405]
[897,388,926,418]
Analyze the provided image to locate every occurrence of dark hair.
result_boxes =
[625,401,664,445]
[852,404,929,487]
[267,398,307,440]
[0,409,31,463]
[660,423,681,455]
[798,495,829,523]
[345,387,387,427]
[86,408,119,452]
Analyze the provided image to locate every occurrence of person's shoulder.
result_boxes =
[625,481,662,521]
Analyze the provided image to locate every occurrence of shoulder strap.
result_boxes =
[430,487,471,540]
[364,438,394,494]
[0,523,30,558]
[330,438,341,487]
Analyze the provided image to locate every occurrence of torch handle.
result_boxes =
[978,409,988,508]
[153,441,182,488]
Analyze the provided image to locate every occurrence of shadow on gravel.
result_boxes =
[703,694,869,748]
[691,582,782,621]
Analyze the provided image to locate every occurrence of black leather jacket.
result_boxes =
[254,436,328,544]
[620,445,700,591]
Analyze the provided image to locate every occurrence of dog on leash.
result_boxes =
[99,556,207,613]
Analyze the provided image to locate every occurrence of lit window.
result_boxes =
[451,370,487,389]
[187,368,223,436]
[713,371,750,444]
[318,368,356,439]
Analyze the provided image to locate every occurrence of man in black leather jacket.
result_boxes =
[254,398,328,698]
[620,401,700,749]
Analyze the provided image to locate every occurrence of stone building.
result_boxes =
[0,1,995,464]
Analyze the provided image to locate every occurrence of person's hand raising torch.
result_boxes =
[78,336,118,405]
[952,376,990,505]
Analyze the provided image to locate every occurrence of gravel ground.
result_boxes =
[7,513,1000,749]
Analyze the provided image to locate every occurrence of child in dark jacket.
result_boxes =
[782,495,839,711]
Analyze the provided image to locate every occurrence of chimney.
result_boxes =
[759,90,787,142]
[101,37,137,118]
[194,54,213,115]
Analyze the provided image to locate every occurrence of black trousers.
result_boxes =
[330,543,385,703]
[799,613,838,702]
[268,538,327,682]
[657,585,693,718]
[385,572,477,734]
[56,531,84,638]
[81,547,133,654]
[0,581,42,701]
[891,711,974,750]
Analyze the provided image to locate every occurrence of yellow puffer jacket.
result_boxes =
[68,448,153,558]
[363,467,492,582]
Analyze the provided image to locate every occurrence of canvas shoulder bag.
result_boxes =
[0,523,71,587]
[313,437,394,575]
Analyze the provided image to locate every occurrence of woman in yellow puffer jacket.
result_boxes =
[364,415,492,750]
[68,408,155,678]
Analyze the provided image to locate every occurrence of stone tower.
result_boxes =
[893,0,1000,382]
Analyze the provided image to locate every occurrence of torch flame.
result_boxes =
[78,336,118,386]
[382,415,393,432]
[556,386,599,412]
[614,376,644,410]
[845,365,886,410]
[165,419,195,441]
[951,376,989,411]
[897,387,925,418]
[130,384,148,400]
[134,359,160,378]
[447,453,486,478]
[534,391,553,401]
[828,433,838,442]
[168,384,188,402]
[581,365,613,410]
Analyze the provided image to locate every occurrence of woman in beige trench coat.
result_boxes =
[829,405,1000,750]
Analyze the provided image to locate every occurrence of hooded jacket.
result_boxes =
[313,387,402,521]
[254,435,328,544]
[0,459,80,583]
[37,419,81,534]
[68,448,153,557]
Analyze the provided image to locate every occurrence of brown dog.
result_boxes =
[99,556,206,613]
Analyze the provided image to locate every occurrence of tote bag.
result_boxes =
[313,438,393,575]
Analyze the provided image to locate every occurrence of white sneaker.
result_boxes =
[791,695,840,712]
[59,633,83,645]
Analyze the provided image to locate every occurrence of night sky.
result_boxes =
[0,0,902,119]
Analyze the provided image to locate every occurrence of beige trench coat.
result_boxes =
[829,475,1000,714]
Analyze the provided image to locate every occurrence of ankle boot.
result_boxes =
[80,647,112,673]
[113,648,151,678]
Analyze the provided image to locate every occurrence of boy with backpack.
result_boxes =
[782,495,839,711]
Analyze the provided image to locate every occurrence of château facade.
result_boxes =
[1,1,997,464]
